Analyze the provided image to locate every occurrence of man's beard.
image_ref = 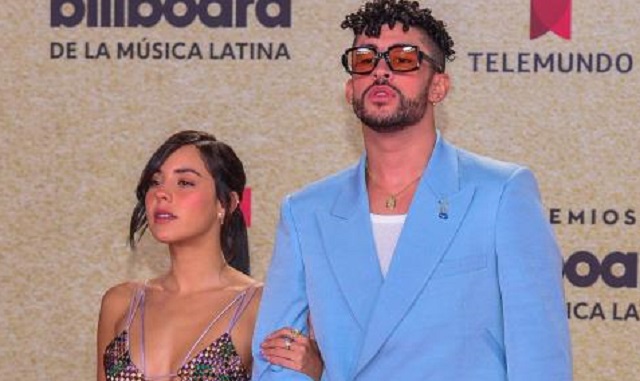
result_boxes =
[352,80,429,133]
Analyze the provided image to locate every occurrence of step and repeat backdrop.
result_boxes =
[1,1,638,379]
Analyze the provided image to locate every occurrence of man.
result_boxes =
[253,1,573,380]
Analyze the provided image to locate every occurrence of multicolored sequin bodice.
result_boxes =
[103,285,255,381]
[103,331,144,380]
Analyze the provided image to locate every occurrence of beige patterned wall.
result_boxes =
[1,1,638,379]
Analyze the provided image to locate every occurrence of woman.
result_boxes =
[97,130,322,381]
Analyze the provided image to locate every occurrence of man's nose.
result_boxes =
[372,56,393,80]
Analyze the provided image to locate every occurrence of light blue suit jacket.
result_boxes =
[252,135,572,381]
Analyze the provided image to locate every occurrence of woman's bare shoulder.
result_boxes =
[245,282,264,314]
[97,281,143,351]
[249,282,264,298]
[224,271,263,309]
[99,281,141,323]
[101,281,140,305]
[224,268,262,291]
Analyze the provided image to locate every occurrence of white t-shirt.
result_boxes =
[370,213,407,277]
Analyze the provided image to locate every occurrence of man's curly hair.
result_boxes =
[341,0,455,71]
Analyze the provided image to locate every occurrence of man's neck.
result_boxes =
[363,121,437,185]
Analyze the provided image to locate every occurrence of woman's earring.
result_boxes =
[218,211,224,225]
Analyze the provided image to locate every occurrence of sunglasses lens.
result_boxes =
[388,46,420,71]
[348,48,376,74]
[343,45,425,74]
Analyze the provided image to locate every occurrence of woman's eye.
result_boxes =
[178,180,195,187]
[148,179,160,187]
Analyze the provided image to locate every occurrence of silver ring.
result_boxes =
[284,337,292,350]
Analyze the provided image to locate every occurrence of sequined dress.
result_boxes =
[103,285,257,381]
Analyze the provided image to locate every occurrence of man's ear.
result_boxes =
[428,72,450,104]
[345,78,354,105]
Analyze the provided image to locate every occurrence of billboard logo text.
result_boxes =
[51,0,291,28]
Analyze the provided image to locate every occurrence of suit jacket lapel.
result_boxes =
[355,136,477,374]
[317,157,383,330]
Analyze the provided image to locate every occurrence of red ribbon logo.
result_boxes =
[240,188,252,227]
[530,0,572,40]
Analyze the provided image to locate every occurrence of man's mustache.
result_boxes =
[363,77,402,98]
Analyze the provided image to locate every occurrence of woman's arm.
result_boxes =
[96,283,135,381]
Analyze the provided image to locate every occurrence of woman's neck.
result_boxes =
[160,238,230,294]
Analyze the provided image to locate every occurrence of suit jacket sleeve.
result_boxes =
[495,167,573,380]
[252,196,315,381]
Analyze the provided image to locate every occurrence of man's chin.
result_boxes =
[361,107,398,122]
[360,117,411,133]
[367,101,397,112]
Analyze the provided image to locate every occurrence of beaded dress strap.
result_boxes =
[123,284,145,331]
[225,285,258,334]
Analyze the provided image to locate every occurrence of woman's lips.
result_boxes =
[153,210,177,223]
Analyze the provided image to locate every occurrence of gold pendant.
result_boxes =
[385,195,397,209]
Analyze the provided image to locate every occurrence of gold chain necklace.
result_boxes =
[366,164,422,210]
